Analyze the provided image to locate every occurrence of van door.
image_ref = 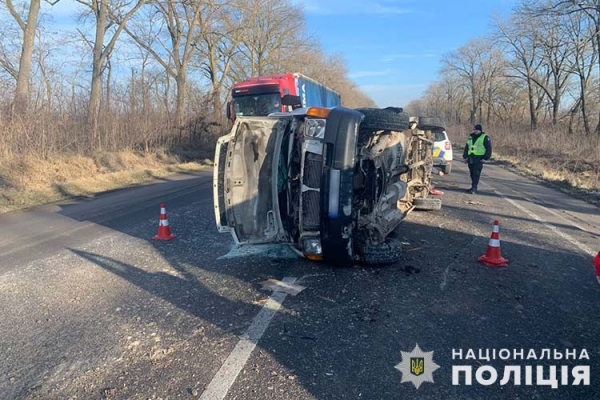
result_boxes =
[213,117,290,244]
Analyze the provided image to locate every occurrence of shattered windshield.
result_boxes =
[233,93,282,117]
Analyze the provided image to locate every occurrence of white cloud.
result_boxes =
[373,4,411,14]
[348,69,395,79]
[296,0,413,16]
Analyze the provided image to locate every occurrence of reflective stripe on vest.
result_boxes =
[467,134,487,156]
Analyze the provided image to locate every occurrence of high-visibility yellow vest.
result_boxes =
[467,134,487,156]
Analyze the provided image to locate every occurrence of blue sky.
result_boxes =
[297,0,518,106]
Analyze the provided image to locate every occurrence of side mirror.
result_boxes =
[226,101,232,120]
[282,94,302,109]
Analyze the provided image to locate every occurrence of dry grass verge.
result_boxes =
[0,150,213,214]
[449,124,600,206]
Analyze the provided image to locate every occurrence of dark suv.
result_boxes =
[213,107,440,264]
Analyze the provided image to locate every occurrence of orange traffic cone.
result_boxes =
[152,203,176,241]
[478,220,508,267]
[594,252,600,285]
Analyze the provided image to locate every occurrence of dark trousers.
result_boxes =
[468,162,484,190]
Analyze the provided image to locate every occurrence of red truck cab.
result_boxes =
[227,73,341,122]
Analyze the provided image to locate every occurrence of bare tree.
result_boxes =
[525,0,600,133]
[442,38,499,124]
[124,0,204,127]
[4,0,41,115]
[194,0,243,114]
[564,10,598,134]
[0,9,21,81]
[77,0,146,150]
[35,27,54,110]
[233,0,305,77]
[537,12,572,125]
[494,12,548,130]
[526,0,599,76]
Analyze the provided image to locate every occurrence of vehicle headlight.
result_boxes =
[302,237,322,255]
[305,118,326,139]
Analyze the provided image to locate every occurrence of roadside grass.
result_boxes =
[449,124,600,206]
[0,150,213,214]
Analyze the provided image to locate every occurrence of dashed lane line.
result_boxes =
[199,277,297,400]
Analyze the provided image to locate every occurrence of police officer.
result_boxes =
[463,124,492,194]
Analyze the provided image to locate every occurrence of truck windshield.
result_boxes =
[233,93,282,117]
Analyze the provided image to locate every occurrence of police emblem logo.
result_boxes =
[410,357,424,376]
[396,344,440,389]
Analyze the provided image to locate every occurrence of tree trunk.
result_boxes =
[88,0,109,151]
[141,60,147,115]
[551,74,560,125]
[89,63,103,150]
[579,75,590,135]
[470,88,477,124]
[526,77,538,131]
[567,99,581,135]
[106,56,112,116]
[12,0,41,116]
[174,68,187,128]
[486,88,492,124]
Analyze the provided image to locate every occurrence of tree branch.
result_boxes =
[5,0,27,31]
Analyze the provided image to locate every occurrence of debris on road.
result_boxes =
[463,200,487,206]
[259,279,306,296]
[405,247,423,253]
[100,387,117,399]
[430,189,444,195]
[400,265,421,275]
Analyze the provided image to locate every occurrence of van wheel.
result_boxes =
[413,197,442,211]
[356,108,410,132]
[357,238,403,265]
[418,116,445,131]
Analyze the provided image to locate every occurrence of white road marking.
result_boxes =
[483,171,597,235]
[531,201,592,234]
[481,181,595,257]
[199,276,297,400]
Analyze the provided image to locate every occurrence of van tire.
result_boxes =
[356,108,410,132]
[357,238,403,265]
[418,116,445,131]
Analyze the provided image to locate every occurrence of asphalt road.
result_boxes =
[0,160,599,399]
